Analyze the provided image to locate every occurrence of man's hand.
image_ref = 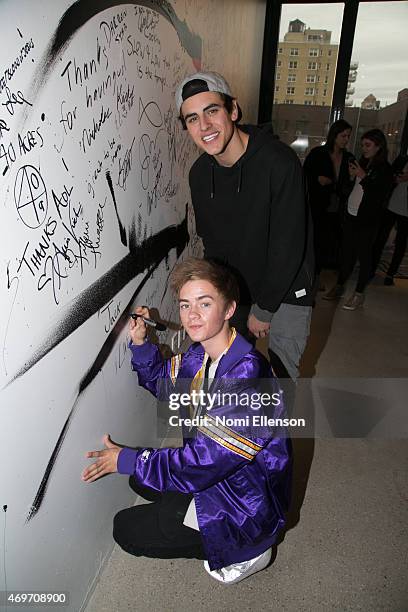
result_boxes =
[82,434,121,483]
[248,313,270,338]
[129,306,149,345]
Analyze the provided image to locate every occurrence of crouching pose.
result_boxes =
[82,258,292,584]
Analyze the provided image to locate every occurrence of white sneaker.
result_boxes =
[342,292,365,310]
[203,548,272,584]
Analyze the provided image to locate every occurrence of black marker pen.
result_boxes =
[130,313,167,331]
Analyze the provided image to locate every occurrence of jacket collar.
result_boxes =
[216,332,253,376]
[185,332,252,377]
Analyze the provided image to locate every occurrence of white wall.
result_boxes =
[0,2,266,611]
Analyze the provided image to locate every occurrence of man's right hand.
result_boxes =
[129,306,149,345]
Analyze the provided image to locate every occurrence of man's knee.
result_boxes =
[112,508,129,546]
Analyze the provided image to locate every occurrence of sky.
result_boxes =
[278,1,408,107]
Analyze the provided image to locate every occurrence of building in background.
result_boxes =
[274,19,338,107]
[272,88,408,162]
[345,61,358,107]
[361,94,380,110]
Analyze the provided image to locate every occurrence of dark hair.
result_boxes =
[359,128,388,167]
[325,119,352,152]
[170,257,239,305]
[178,93,242,130]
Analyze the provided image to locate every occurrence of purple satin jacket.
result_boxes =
[118,333,292,570]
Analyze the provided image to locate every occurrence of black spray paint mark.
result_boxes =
[20,0,201,131]
[2,503,8,598]
[27,265,155,521]
[106,170,127,247]
[17,28,23,38]
[62,157,69,172]
[8,207,189,387]
[45,0,201,71]
[26,210,189,520]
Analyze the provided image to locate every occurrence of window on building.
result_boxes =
[309,48,319,56]
[275,85,280,92]
[277,60,282,67]
[284,99,294,104]
[326,63,331,70]
[328,50,332,56]
[288,74,296,83]
[305,87,315,95]
[304,100,312,106]
[278,47,282,54]
[290,48,299,56]
[323,89,327,96]
[306,75,316,83]
[276,73,280,80]
[286,87,295,95]
[289,60,298,69]
[324,75,329,84]
[308,61,317,70]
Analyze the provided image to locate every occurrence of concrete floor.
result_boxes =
[85,271,408,612]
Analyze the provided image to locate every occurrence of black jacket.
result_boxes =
[189,124,315,316]
[303,145,354,217]
[352,161,393,226]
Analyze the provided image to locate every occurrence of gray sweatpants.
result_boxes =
[268,303,312,380]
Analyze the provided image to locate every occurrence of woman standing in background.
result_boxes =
[371,153,408,285]
[324,129,393,310]
[303,119,353,280]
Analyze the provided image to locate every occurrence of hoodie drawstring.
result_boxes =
[210,162,243,198]
[237,163,242,193]
[210,163,215,199]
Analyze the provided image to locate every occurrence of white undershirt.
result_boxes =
[347,177,364,216]
[183,349,227,531]
[388,163,408,217]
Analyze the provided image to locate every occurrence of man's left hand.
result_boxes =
[248,314,270,338]
[82,434,121,483]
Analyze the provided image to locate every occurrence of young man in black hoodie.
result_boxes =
[175,71,315,381]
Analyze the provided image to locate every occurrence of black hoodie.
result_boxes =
[189,124,315,318]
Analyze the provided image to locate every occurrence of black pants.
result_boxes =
[313,210,342,273]
[371,209,408,277]
[337,213,378,293]
[113,478,206,560]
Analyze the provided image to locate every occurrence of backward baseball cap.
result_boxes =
[175,71,233,115]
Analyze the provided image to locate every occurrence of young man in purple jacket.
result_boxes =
[82,258,292,584]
